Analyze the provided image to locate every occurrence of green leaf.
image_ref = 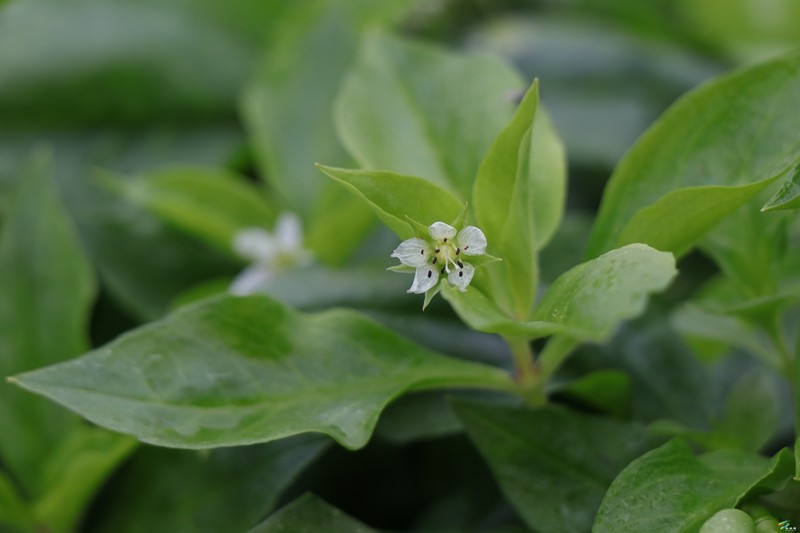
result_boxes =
[762,164,800,211]
[102,166,275,255]
[472,80,567,318]
[454,401,660,533]
[88,436,328,533]
[587,49,800,259]
[334,30,523,199]
[34,427,137,533]
[0,470,34,531]
[317,165,464,240]
[11,295,513,450]
[0,155,92,496]
[442,244,676,340]
[241,4,375,264]
[594,439,772,532]
[248,493,379,533]
[532,243,676,340]
[551,370,632,419]
[716,370,779,453]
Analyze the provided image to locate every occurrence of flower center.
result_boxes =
[433,241,462,273]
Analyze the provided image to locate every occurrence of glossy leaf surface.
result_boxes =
[587,50,800,258]
[12,295,513,450]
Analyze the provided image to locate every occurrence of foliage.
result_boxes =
[1,0,799,531]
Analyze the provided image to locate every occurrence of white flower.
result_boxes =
[229,212,312,295]
[391,221,488,295]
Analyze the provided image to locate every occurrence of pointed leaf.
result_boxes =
[335,30,523,199]
[317,165,463,240]
[102,166,275,255]
[587,49,800,258]
[594,439,775,532]
[454,401,660,533]
[0,155,92,496]
[762,163,800,212]
[249,493,379,533]
[11,295,513,450]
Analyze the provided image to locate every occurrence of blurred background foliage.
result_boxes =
[0,0,799,531]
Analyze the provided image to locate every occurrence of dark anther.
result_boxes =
[427,270,433,278]
[443,238,448,242]
[432,257,438,264]
[435,248,440,253]
[459,271,464,277]
[464,245,470,250]
[457,261,464,268]
[456,248,460,255]
[420,249,425,255]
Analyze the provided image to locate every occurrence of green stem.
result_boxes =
[765,313,794,380]
[537,335,579,378]
[504,336,545,405]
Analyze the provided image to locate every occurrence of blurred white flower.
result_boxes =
[229,212,312,295]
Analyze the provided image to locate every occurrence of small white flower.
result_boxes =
[230,212,312,295]
[391,221,488,296]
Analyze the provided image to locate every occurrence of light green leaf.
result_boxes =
[88,435,328,533]
[594,439,772,532]
[317,165,464,240]
[762,164,800,211]
[587,49,800,259]
[0,155,92,496]
[35,427,137,533]
[241,5,375,264]
[11,295,513,450]
[532,244,676,340]
[335,30,523,199]
[472,80,566,318]
[551,370,632,419]
[443,244,675,341]
[101,166,275,255]
[454,401,660,533]
[699,509,754,533]
[249,493,379,533]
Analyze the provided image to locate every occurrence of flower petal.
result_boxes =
[274,212,304,249]
[233,228,278,262]
[408,265,440,294]
[230,265,274,295]
[447,262,475,292]
[457,226,487,256]
[429,221,457,241]
[391,238,433,268]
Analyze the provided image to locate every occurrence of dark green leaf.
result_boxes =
[12,295,514,450]
[587,50,800,258]
[0,470,34,531]
[318,165,464,240]
[0,155,92,496]
[89,435,328,533]
[335,30,523,199]
[454,401,660,533]
[551,370,632,419]
[716,370,779,453]
[248,493,379,533]
[594,439,771,532]
[103,166,275,255]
